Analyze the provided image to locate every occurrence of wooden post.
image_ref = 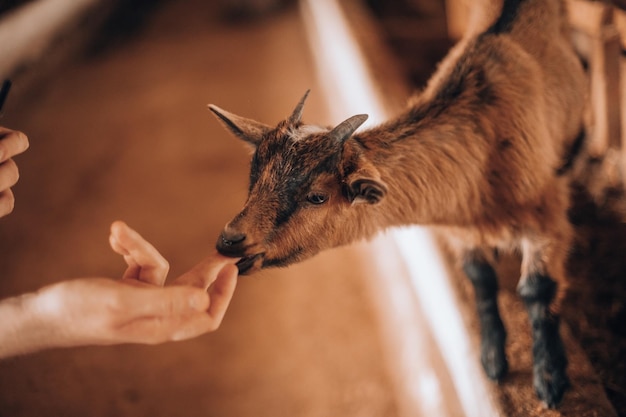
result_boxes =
[614,8,626,180]
[568,1,622,158]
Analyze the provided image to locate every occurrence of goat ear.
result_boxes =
[346,178,387,204]
[344,164,387,205]
[208,104,272,147]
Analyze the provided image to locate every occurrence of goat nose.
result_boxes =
[221,230,246,246]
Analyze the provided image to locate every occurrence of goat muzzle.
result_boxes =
[216,229,247,255]
[220,230,246,246]
[216,229,265,274]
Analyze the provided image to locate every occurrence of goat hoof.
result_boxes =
[481,341,508,381]
[533,367,569,408]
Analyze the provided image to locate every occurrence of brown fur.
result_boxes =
[209,0,587,407]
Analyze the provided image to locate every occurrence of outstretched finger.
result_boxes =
[206,264,238,327]
[109,221,169,286]
[117,283,210,318]
[113,282,233,343]
[114,312,217,344]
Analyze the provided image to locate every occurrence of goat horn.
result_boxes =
[329,114,369,144]
[208,104,272,145]
[287,89,311,125]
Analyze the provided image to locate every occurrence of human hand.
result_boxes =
[0,222,238,358]
[108,220,239,336]
[0,127,29,217]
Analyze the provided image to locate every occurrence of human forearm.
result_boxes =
[0,292,55,359]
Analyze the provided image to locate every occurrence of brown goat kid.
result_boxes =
[209,0,586,408]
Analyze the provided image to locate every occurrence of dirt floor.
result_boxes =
[563,167,626,417]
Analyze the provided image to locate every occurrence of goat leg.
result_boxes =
[463,251,508,381]
[518,273,569,408]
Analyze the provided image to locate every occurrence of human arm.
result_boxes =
[0,222,238,359]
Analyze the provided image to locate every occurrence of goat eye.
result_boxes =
[307,193,328,205]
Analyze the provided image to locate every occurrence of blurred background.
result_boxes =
[0,0,625,416]
[0,1,454,416]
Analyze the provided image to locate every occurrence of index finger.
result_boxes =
[173,251,239,290]
[206,264,238,326]
[0,128,29,163]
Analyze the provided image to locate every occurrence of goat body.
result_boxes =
[209,0,586,408]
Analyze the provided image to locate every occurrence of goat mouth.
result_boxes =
[236,253,264,275]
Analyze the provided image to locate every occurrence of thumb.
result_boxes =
[109,221,169,286]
